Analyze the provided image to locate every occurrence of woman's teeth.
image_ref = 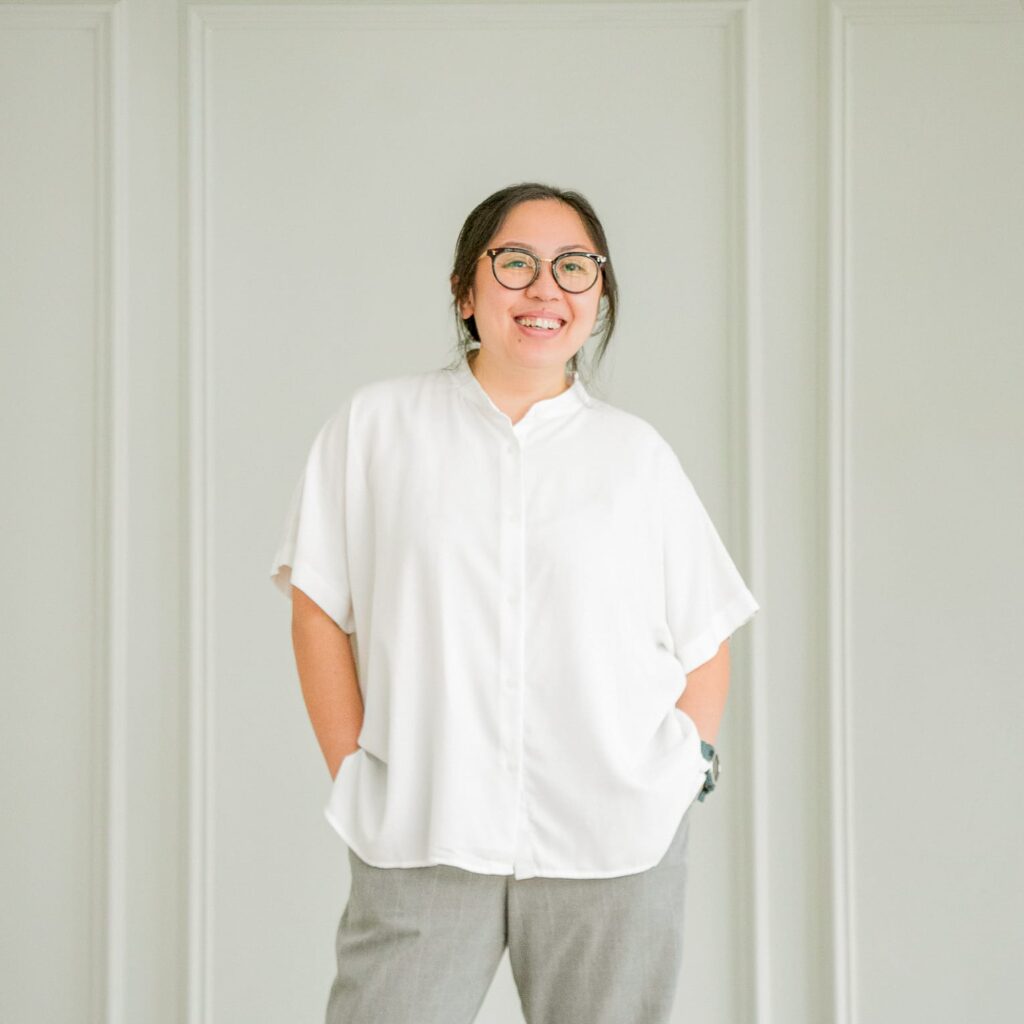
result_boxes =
[515,316,563,330]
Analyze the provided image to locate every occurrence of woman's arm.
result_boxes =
[675,639,730,745]
[291,586,364,779]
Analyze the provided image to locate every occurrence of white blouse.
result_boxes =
[270,355,759,880]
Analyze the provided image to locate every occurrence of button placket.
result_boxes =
[497,431,525,777]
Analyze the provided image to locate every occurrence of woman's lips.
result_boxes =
[513,314,566,337]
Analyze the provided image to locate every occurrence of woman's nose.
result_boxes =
[525,259,561,298]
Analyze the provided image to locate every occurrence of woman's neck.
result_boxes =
[467,349,571,422]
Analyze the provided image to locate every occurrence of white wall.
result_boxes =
[1,2,1020,1022]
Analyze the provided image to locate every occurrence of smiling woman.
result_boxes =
[272,180,758,1024]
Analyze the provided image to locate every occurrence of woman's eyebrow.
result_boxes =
[497,240,592,253]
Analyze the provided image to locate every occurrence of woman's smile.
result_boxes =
[513,313,567,337]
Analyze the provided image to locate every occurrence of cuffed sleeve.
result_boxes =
[659,444,759,674]
[269,399,356,634]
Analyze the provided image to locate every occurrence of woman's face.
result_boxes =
[459,199,604,374]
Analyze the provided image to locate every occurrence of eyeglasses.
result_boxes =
[478,247,607,294]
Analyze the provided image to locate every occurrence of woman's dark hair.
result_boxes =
[448,182,618,383]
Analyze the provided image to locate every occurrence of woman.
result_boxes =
[270,182,759,1024]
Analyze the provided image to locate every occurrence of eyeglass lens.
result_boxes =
[492,251,599,293]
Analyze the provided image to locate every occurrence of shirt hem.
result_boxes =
[324,783,704,880]
[324,806,516,875]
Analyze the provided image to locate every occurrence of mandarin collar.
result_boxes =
[448,354,591,429]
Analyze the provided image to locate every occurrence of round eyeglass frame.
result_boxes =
[478,247,608,294]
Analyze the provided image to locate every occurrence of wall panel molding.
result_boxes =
[825,3,1024,1024]
[0,2,127,1023]
[186,3,764,1022]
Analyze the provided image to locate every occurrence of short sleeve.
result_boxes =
[269,399,356,634]
[658,444,760,674]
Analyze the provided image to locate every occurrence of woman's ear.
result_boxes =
[451,273,475,317]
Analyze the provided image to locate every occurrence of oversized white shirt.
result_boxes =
[270,355,759,880]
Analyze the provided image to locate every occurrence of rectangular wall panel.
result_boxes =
[833,5,1024,1022]
[0,11,115,1024]
[189,5,761,1023]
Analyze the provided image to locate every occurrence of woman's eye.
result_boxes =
[561,261,583,273]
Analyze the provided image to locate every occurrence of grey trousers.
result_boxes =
[325,801,693,1024]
